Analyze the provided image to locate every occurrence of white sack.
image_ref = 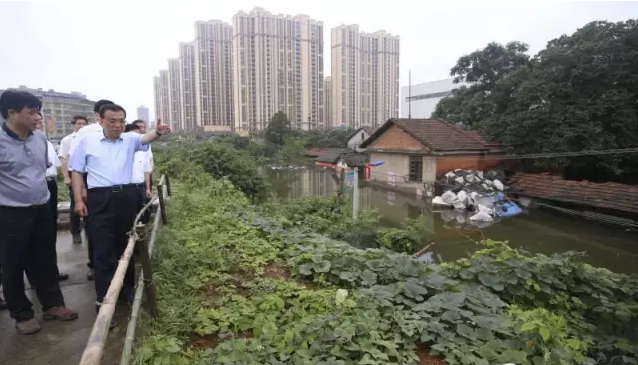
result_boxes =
[441,190,457,204]
[493,179,504,191]
[432,196,452,207]
[470,212,494,222]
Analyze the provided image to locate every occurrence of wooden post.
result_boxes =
[165,174,171,197]
[157,182,168,225]
[135,225,158,318]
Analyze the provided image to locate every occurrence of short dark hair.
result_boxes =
[98,104,127,118]
[72,115,88,124]
[0,90,42,119]
[125,123,140,133]
[93,99,115,113]
[132,119,146,126]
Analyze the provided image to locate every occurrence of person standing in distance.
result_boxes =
[58,115,87,245]
[69,104,170,327]
[0,90,78,335]
[125,123,153,224]
[34,112,69,281]
[67,99,114,281]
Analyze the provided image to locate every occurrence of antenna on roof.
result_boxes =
[408,70,412,119]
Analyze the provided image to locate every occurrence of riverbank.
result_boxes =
[132,169,638,365]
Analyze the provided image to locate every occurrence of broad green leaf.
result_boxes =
[538,327,551,342]
[335,289,348,306]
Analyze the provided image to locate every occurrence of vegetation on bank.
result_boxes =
[432,20,638,183]
[133,163,638,365]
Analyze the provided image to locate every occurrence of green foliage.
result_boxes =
[135,170,638,365]
[432,20,638,182]
[265,111,293,147]
[153,140,270,202]
[303,128,353,148]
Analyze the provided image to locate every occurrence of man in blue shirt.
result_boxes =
[69,104,170,327]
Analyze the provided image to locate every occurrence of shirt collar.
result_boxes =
[2,122,33,141]
[100,131,123,142]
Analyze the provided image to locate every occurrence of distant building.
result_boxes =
[346,127,374,151]
[331,24,400,129]
[323,76,332,128]
[136,105,149,122]
[400,78,470,119]
[0,86,94,140]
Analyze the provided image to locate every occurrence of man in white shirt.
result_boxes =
[58,116,87,245]
[34,113,69,282]
[125,123,153,223]
[65,99,114,281]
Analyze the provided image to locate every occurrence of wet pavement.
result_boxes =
[0,231,128,365]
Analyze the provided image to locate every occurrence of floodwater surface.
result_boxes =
[267,167,638,274]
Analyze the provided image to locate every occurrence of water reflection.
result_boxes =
[266,167,638,274]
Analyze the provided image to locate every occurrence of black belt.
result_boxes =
[46,177,56,182]
[89,184,137,193]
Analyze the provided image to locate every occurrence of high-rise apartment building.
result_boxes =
[158,70,170,128]
[232,7,324,133]
[0,86,94,140]
[153,76,162,122]
[194,20,234,133]
[178,42,197,132]
[323,76,332,127]
[136,105,150,122]
[331,25,400,129]
[167,58,182,131]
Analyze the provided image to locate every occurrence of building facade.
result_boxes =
[0,86,95,140]
[158,70,170,128]
[153,76,162,123]
[232,8,324,134]
[400,78,471,119]
[136,105,149,122]
[323,76,332,128]
[194,20,234,133]
[179,42,197,132]
[167,58,182,131]
[331,25,400,129]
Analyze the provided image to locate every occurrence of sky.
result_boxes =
[0,0,636,121]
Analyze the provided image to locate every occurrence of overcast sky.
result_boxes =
[0,0,635,120]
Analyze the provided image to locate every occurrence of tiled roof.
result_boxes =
[314,148,351,163]
[360,118,490,151]
[346,127,376,141]
[509,173,638,214]
[305,147,328,157]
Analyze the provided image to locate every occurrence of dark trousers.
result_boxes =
[0,204,64,321]
[137,184,151,224]
[87,185,140,304]
[69,172,93,269]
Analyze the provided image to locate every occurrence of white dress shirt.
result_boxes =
[68,123,103,161]
[58,131,77,160]
[131,150,152,184]
[46,140,61,178]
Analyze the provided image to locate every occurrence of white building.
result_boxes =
[400,78,470,119]
[346,127,374,151]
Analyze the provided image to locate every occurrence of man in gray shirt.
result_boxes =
[0,90,78,334]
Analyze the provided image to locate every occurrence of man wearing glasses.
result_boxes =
[66,99,114,281]
[69,104,170,328]
[0,90,78,334]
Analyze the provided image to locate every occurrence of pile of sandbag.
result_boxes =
[431,169,518,226]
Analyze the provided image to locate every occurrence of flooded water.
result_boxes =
[267,167,638,274]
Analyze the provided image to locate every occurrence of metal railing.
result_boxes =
[79,174,171,365]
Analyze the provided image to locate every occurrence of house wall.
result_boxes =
[366,124,424,151]
[435,155,501,178]
[347,129,371,151]
[369,152,409,182]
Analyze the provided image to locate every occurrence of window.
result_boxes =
[409,156,423,182]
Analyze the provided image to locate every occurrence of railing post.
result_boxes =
[165,174,171,197]
[135,225,158,318]
[157,182,168,225]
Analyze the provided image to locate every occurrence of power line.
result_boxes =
[432,147,638,161]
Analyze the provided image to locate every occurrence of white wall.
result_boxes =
[347,129,372,151]
[400,78,471,118]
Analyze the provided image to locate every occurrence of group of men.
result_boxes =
[0,90,169,334]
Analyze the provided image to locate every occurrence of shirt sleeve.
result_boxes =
[130,133,149,152]
[68,137,88,173]
[48,141,61,168]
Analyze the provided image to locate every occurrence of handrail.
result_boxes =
[78,174,169,365]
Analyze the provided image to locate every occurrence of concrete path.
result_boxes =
[0,231,128,365]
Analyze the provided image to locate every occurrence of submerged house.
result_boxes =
[359,118,503,184]
[346,127,375,151]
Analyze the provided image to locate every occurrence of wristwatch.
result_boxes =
[155,130,164,137]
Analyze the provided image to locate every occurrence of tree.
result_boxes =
[265,111,293,147]
[432,20,638,182]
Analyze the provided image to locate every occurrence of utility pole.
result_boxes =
[408,70,412,119]
[352,167,359,219]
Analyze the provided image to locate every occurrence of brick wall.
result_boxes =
[435,156,501,178]
[366,124,425,151]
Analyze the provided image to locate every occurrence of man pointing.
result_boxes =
[69,104,170,327]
